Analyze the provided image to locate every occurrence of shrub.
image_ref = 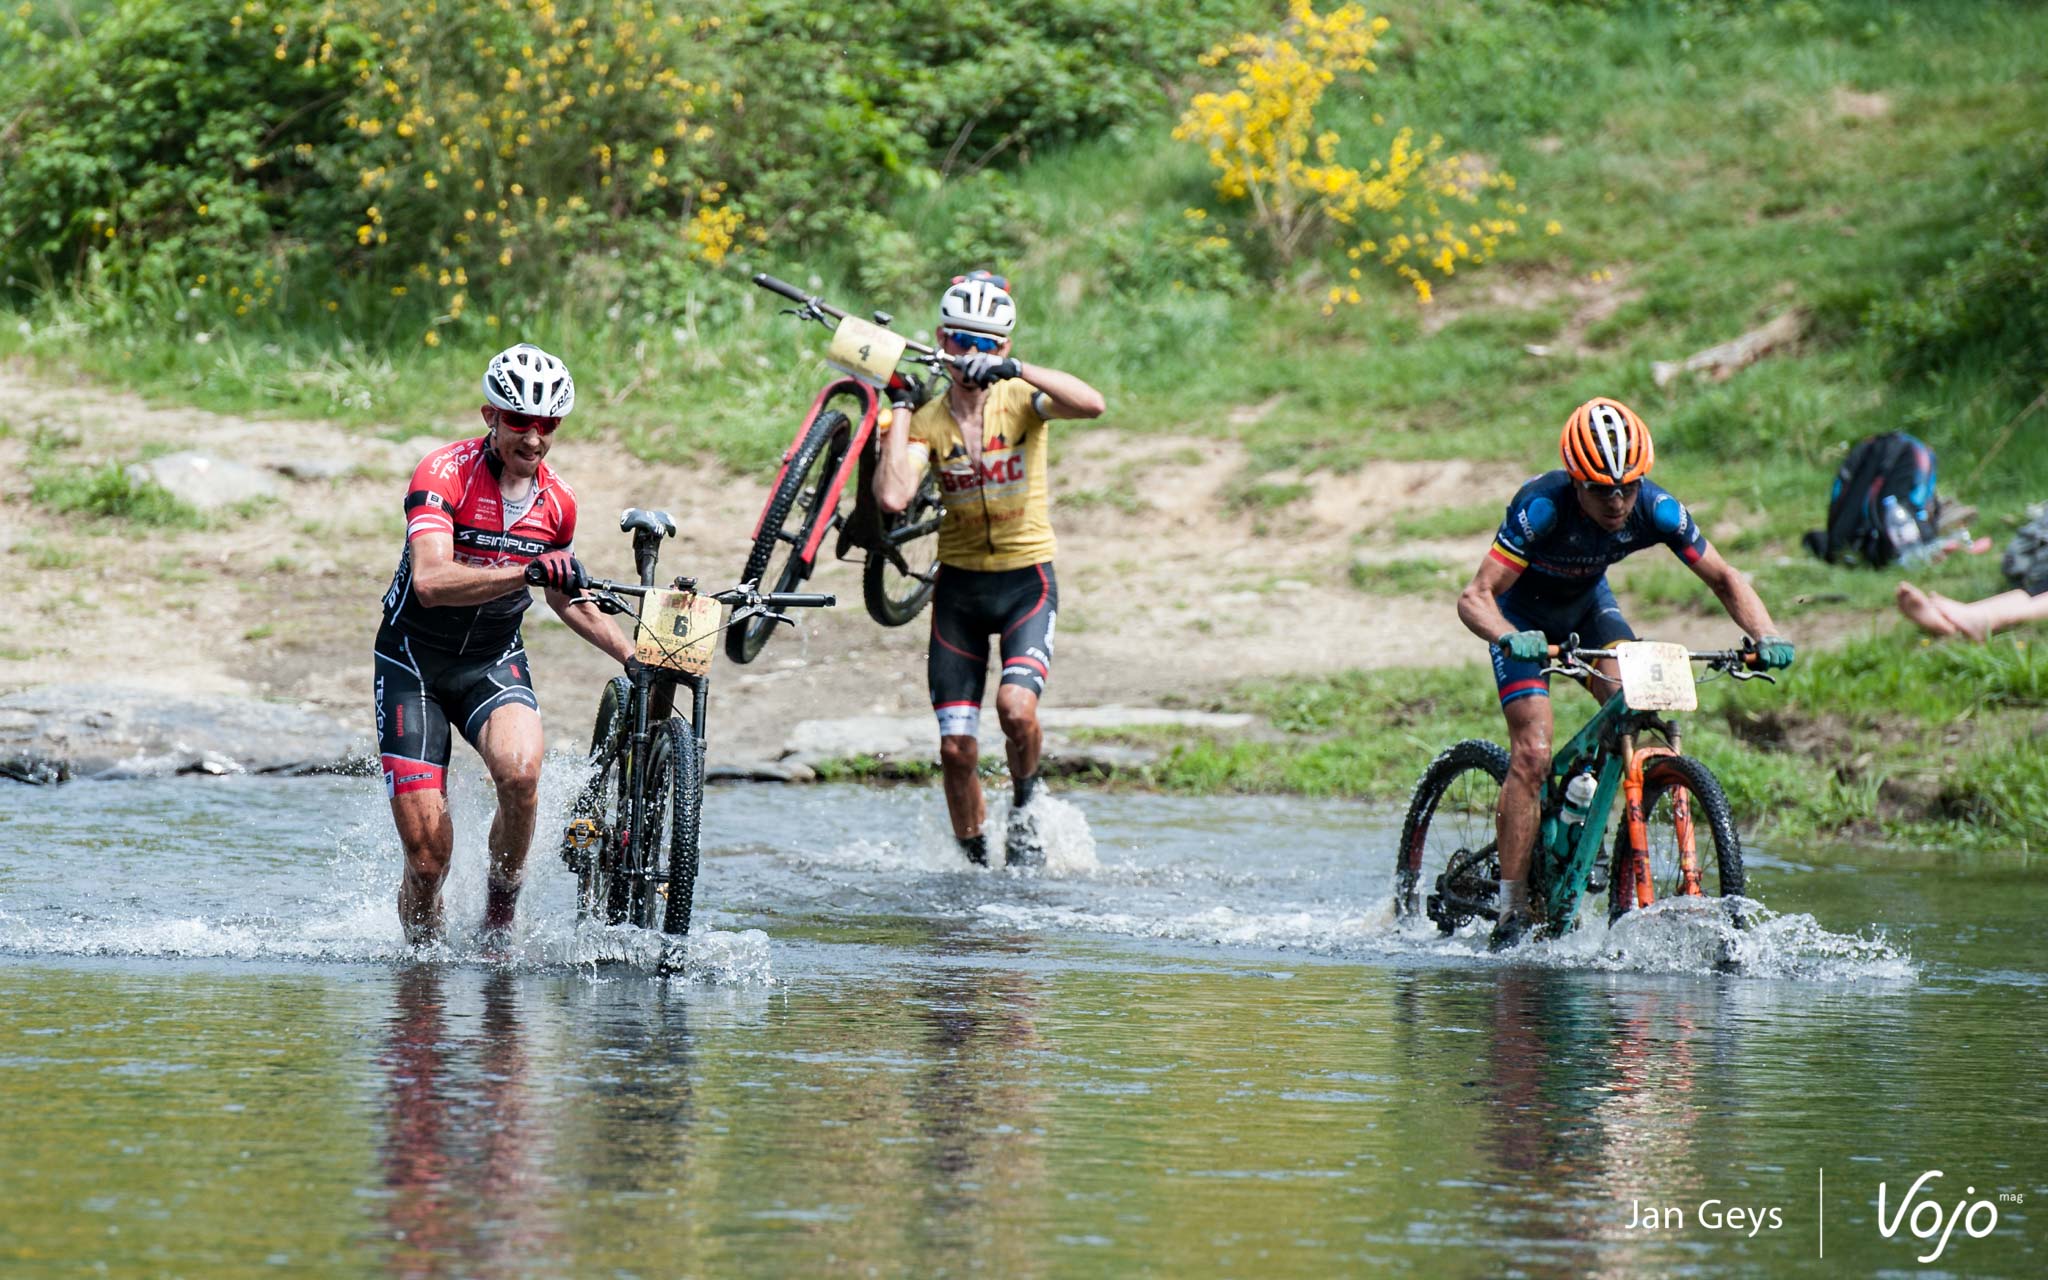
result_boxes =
[0,0,359,297]
[1171,1,1529,306]
[0,0,1268,338]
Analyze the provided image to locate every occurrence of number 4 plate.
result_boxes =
[636,590,723,675]
[1614,641,1697,711]
[825,315,908,387]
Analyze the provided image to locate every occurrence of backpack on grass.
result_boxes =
[1801,432,1938,567]
[2003,503,2048,596]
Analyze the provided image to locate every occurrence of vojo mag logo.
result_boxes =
[1876,1170,2013,1264]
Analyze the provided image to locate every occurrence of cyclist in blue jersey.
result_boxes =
[1456,397,1795,950]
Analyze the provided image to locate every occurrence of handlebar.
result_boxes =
[1540,637,1772,681]
[578,578,835,611]
[752,272,815,306]
[751,271,956,373]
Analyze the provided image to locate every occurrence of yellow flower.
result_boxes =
[423,330,441,347]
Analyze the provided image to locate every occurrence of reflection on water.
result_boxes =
[378,968,562,1279]
[1,779,2043,1276]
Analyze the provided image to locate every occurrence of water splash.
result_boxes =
[0,758,776,983]
[999,786,1100,878]
[1553,896,1916,981]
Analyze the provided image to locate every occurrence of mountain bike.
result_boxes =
[726,271,962,665]
[1395,638,1778,940]
[558,507,833,936]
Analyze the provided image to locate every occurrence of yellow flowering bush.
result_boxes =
[1172,1,1530,306]
[311,0,741,335]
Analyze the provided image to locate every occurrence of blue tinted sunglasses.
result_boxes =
[942,329,1003,354]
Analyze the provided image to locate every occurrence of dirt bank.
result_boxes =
[0,360,1874,767]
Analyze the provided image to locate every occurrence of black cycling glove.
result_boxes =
[956,354,1022,389]
[524,550,588,594]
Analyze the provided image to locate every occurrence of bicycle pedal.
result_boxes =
[563,817,603,852]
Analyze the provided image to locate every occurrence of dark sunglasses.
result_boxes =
[942,329,1003,354]
[497,410,561,435]
[1577,479,1640,502]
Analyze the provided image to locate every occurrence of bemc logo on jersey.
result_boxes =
[940,454,1025,493]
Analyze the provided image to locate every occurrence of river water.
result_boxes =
[1,772,2040,1277]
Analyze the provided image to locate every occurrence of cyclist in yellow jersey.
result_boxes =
[875,271,1106,867]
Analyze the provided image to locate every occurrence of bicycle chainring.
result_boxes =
[1428,845,1500,929]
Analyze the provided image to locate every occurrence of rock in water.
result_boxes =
[0,685,370,783]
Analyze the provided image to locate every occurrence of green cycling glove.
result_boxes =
[1755,635,1795,670]
[1497,630,1548,662]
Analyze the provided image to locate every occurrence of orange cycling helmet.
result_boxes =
[1560,397,1654,485]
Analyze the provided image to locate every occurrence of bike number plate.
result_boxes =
[636,590,722,675]
[825,315,908,387]
[1615,641,1697,711]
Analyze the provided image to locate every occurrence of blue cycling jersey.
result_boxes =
[1488,471,1709,610]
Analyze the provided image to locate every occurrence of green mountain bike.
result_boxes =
[1396,638,1778,940]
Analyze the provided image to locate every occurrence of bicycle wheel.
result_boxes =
[1394,739,1509,934]
[862,468,942,626]
[568,676,632,925]
[727,408,852,664]
[1608,753,1744,924]
[654,721,704,936]
[620,725,672,930]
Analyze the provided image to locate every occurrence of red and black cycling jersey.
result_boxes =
[380,436,578,655]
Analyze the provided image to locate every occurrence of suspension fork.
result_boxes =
[1620,731,1699,907]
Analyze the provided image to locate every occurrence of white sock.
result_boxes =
[1499,878,1530,916]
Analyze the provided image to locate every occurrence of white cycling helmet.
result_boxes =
[482,342,576,417]
[938,272,1016,337]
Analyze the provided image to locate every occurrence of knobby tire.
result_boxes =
[727,408,852,665]
[571,675,632,926]
[862,469,942,627]
[1608,753,1744,925]
[1395,739,1510,933]
[655,721,705,936]
[626,727,675,930]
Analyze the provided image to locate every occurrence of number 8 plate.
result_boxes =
[1614,641,1697,711]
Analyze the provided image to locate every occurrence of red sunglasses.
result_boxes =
[496,410,561,435]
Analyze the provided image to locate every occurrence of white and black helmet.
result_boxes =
[482,342,576,417]
[938,273,1017,337]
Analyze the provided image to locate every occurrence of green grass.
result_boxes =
[28,460,203,528]
[4,1,2044,846]
[10,540,83,570]
[1387,502,1501,542]
[6,2,2037,523]
[1127,627,2048,849]
[810,754,940,783]
[1350,556,1458,596]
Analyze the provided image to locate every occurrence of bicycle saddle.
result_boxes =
[620,508,676,538]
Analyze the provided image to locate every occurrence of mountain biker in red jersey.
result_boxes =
[1456,397,1794,950]
[873,271,1107,868]
[375,343,636,946]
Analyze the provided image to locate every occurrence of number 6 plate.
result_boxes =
[636,590,723,675]
[825,315,908,386]
[1614,641,1697,711]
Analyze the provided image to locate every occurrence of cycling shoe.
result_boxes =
[1004,801,1046,868]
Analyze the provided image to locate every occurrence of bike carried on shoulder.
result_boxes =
[726,272,962,665]
[559,507,833,936]
[1396,637,1777,941]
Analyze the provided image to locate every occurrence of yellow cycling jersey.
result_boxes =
[904,378,1055,572]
